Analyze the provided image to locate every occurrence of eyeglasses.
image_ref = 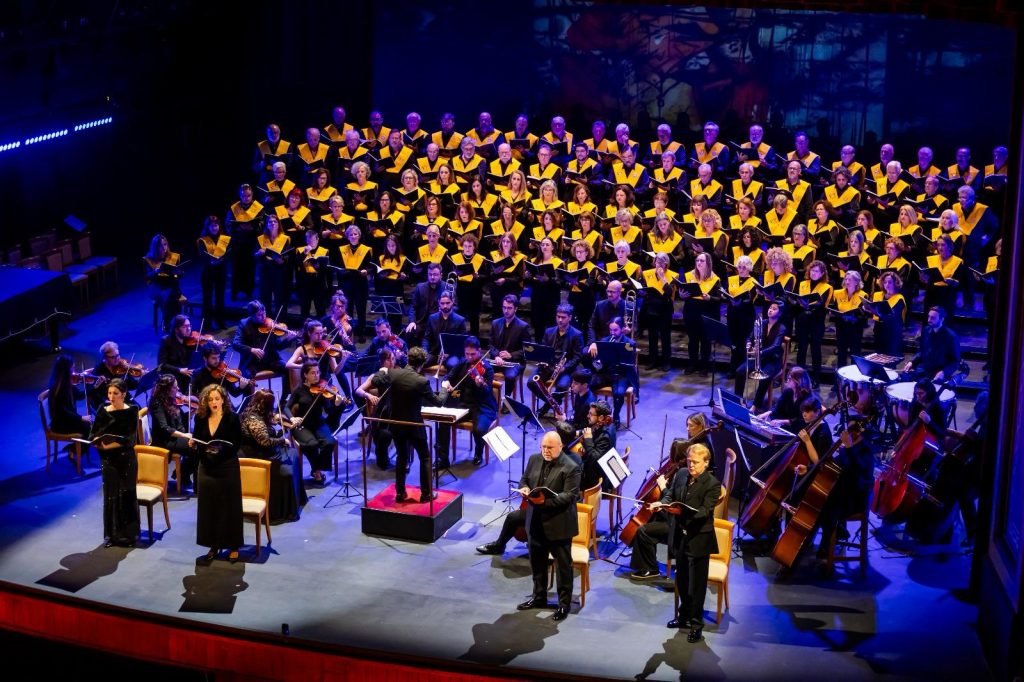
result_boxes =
[104,353,120,359]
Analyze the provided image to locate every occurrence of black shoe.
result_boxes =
[517,598,548,611]
[419,492,438,502]
[667,618,691,629]
[197,549,217,566]
[614,419,622,429]
[473,456,483,466]
[103,539,114,548]
[630,570,660,580]
[552,607,569,621]
[687,626,704,643]
[476,542,504,555]
[394,492,407,503]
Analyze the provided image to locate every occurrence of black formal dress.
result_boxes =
[194,411,243,550]
[90,405,141,545]
[665,468,721,627]
[521,452,582,609]
[239,412,306,523]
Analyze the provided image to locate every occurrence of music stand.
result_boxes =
[132,368,160,403]
[852,354,893,384]
[369,295,404,318]
[482,424,521,518]
[503,395,544,476]
[682,316,732,409]
[327,404,365,506]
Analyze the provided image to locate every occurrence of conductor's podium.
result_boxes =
[361,484,463,543]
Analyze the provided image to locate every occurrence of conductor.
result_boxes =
[515,431,582,621]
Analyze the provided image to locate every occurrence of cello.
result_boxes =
[739,401,846,538]
[619,420,723,546]
[871,374,962,520]
[771,420,865,568]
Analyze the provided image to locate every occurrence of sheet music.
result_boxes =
[482,426,519,462]
[598,447,631,489]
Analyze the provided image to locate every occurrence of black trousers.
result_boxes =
[494,364,522,396]
[392,425,432,497]
[435,409,493,463]
[292,424,335,473]
[528,520,574,608]
[493,508,526,548]
[629,518,669,572]
[733,359,781,411]
[675,550,711,626]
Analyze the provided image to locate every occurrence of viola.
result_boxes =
[210,362,244,383]
[112,359,147,378]
[258,317,291,336]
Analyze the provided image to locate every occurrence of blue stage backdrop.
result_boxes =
[371,2,1014,159]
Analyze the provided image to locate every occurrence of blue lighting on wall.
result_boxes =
[0,116,113,154]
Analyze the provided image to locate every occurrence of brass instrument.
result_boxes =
[747,317,769,380]
[624,290,637,332]
[442,271,458,307]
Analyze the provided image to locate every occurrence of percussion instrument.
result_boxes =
[885,381,955,428]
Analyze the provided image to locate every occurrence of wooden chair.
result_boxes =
[594,385,637,427]
[607,446,630,531]
[76,232,119,289]
[548,502,594,608]
[581,480,602,558]
[826,510,870,578]
[252,369,285,396]
[451,376,504,464]
[673,517,735,624]
[238,458,272,556]
[765,336,792,407]
[666,485,729,580]
[43,248,89,307]
[135,445,170,541]
[29,235,51,257]
[714,448,738,520]
[38,389,85,474]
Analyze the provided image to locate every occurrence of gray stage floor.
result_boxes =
[0,280,990,681]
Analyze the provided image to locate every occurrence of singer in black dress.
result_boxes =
[192,384,244,563]
[89,378,140,547]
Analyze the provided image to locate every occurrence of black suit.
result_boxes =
[581,423,617,492]
[422,311,468,372]
[664,468,721,627]
[520,451,581,609]
[386,366,447,497]
[734,319,787,410]
[407,282,441,345]
[542,326,585,394]
[490,315,532,395]
[910,324,961,381]
[435,358,497,464]
[588,297,626,345]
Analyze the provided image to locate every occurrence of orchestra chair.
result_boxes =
[76,232,119,290]
[451,376,504,465]
[29,235,51,257]
[764,336,792,408]
[548,502,594,609]
[38,389,86,475]
[673,518,735,624]
[826,509,870,578]
[134,445,170,542]
[607,446,630,532]
[252,369,285,396]
[594,385,637,427]
[43,248,89,307]
[667,485,729,580]
[288,431,340,480]
[58,238,101,297]
[492,367,524,399]
[714,448,738,520]
[238,458,272,557]
[581,479,602,558]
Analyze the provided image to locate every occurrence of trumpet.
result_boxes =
[747,317,769,380]
[624,290,637,332]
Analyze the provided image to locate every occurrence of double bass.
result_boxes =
[871,375,962,521]
[771,420,865,568]
[739,401,846,538]
[619,421,723,546]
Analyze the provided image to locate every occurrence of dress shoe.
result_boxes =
[228,551,240,564]
[666,618,691,629]
[476,542,504,555]
[419,492,438,502]
[394,492,407,503]
[687,626,704,643]
[197,549,217,566]
[517,597,548,610]
[552,607,569,621]
[630,570,660,580]
[103,539,114,548]
[472,456,483,466]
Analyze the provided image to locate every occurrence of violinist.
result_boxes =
[47,354,92,436]
[144,233,183,334]
[366,318,408,368]
[231,300,296,379]
[239,389,306,524]
[148,374,198,492]
[734,303,788,411]
[285,361,343,486]
[197,215,230,330]
[578,399,617,492]
[320,291,356,349]
[354,348,398,470]
[190,343,252,398]
[88,341,140,412]
[436,336,497,467]
[656,443,720,642]
[489,295,532,397]
[629,414,711,580]
[587,318,636,428]
[157,315,196,393]
[285,318,353,408]
[296,229,330,320]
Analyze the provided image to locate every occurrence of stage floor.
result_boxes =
[0,278,990,681]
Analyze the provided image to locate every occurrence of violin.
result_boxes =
[174,394,200,411]
[71,370,101,386]
[183,330,219,347]
[309,380,351,405]
[112,359,146,377]
[210,362,245,383]
[258,317,292,336]
[311,340,348,358]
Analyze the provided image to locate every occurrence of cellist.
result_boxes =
[628,414,713,580]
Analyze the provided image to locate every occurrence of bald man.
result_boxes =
[515,431,581,621]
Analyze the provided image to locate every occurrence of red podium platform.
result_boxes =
[361,484,463,543]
